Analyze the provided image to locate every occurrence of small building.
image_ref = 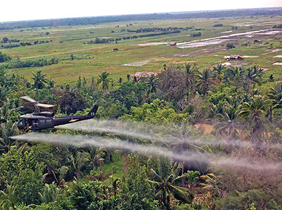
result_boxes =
[170,42,177,46]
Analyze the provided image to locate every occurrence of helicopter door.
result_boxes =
[39,119,53,128]
[32,119,39,128]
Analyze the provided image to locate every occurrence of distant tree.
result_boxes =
[213,63,226,82]
[127,74,130,81]
[238,95,269,142]
[54,90,88,115]
[146,74,158,97]
[149,158,193,210]
[117,77,123,85]
[213,24,223,27]
[158,67,188,101]
[226,42,235,49]
[97,71,110,95]
[76,76,82,89]
[184,63,198,95]
[268,82,282,109]
[46,32,49,35]
[0,52,11,63]
[2,37,9,43]
[196,68,215,96]
[245,66,264,89]
[214,99,239,137]
[32,69,48,89]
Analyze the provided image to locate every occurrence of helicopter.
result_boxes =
[16,96,98,131]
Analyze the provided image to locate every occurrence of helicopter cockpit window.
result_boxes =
[46,119,52,125]
[39,119,45,124]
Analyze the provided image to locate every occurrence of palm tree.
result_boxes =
[196,68,214,96]
[38,183,60,204]
[148,158,193,210]
[184,63,198,95]
[0,121,19,154]
[0,185,18,210]
[227,67,244,88]
[268,82,282,109]
[126,74,131,81]
[97,71,110,95]
[32,69,48,89]
[0,98,20,123]
[214,99,239,138]
[267,82,282,122]
[213,63,225,82]
[146,74,159,97]
[237,95,269,142]
[71,151,90,179]
[117,77,123,85]
[245,66,264,90]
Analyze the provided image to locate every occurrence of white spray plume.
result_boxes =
[12,133,282,170]
[57,119,275,150]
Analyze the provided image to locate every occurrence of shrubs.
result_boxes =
[190,32,201,37]
[0,57,59,69]
[226,42,235,49]
[213,24,223,27]
[0,52,11,63]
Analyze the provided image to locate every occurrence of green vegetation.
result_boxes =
[1,9,282,209]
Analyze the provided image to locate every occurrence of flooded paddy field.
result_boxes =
[177,29,282,49]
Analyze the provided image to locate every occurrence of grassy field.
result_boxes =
[1,15,282,87]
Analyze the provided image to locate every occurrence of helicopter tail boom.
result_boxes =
[88,104,99,117]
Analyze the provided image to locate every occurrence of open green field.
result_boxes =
[1,15,282,87]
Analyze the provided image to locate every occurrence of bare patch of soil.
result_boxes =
[153,58,173,61]
[273,62,282,66]
[195,124,214,134]
[124,60,151,66]
[137,42,167,46]
[172,60,197,64]
[177,38,236,49]
[222,61,253,68]
[168,45,226,58]
[262,68,270,71]
[242,56,260,58]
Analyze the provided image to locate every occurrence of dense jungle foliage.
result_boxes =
[1,55,282,210]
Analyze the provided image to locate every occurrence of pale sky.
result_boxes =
[1,0,282,23]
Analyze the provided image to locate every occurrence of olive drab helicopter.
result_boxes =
[16,96,98,131]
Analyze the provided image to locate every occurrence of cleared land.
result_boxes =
[1,16,282,87]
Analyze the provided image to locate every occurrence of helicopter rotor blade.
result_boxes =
[21,96,54,108]
[20,96,37,103]
[36,103,54,108]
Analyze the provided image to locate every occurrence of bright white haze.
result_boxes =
[0,0,282,22]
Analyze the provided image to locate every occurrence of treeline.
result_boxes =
[126,26,183,33]
[88,31,181,44]
[0,39,20,43]
[1,8,282,29]
[0,57,59,69]
[1,40,50,49]
[1,42,32,49]
[273,24,282,28]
